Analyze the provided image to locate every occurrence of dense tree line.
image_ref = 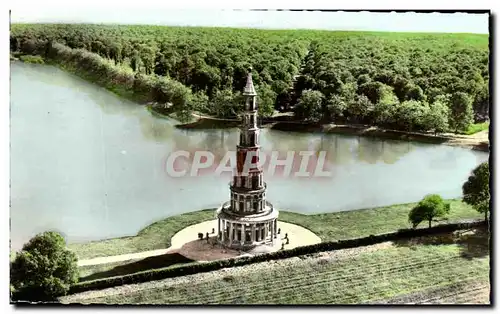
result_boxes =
[294,35,489,133]
[10,24,489,132]
[10,24,308,119]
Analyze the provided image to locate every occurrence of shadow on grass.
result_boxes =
[79,252,195,282]
[456,227,490,260]
[393,226,490,260]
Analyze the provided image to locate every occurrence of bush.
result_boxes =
[19,55,45,64]
[11,232,79,302]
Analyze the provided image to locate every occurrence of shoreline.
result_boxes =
[175,112,490,152]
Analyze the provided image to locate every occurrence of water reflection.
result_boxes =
[380,140,414,164]
[314,135,354,166]
[137,112,176,143]
[355,137,414,165]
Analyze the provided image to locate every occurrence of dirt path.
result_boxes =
[77,220,321,267]
[444,130,489,147]
[77,248,172,267]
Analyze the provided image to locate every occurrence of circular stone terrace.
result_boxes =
[169,219,321,262]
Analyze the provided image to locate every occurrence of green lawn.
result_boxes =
[68,209,216,260]
[68,200,482,261]
[463,122,490,135]
[279,199,482,241]
[79,229,490,304]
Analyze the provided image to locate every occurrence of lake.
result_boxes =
[10,62,489,249]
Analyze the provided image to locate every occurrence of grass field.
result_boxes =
[279,199,481,241]
[464,122,490,135]
[67,209,216,260]
[68,199,482,261]
[65,228,490,305]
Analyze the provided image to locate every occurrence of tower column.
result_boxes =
[241,224,245,245]
[221,220,226,243]
[270,221,274,245]
[251,224,256,243]
[229,222,233,246]
[265,222,269,242]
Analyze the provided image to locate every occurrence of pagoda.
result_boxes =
[216,67,279,249]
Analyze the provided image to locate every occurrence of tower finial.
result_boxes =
[243,66,256,96]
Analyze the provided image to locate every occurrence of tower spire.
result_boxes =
[243,66,257,96]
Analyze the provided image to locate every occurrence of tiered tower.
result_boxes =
[216,67,279,249]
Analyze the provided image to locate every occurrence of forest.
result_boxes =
[10,24,490,133]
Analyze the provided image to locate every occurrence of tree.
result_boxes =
[256,84,276,118]
[422,100,450,134]
[130,52,142,72]
[325,94,348,122]
[358,81,389,104]
[392,75,411,102]
[163,79,194,123]
[426,87,444,104]
[10,232,78,301]
[394,100,430,132]
[473,82,489,122]
[346,95,374,124]
[357,73,371,86]
[405,84,426,102]
[191,91,210,113]
[294,90,324,123]
[408,194,451,228]
[373,87,399,127]
[210,89,242,118]
[462,162,490,222]
[21,38,40,55]
[449,92,474,133]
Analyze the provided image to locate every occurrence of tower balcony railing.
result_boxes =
[229,182,267,193]
[218,200,274,217]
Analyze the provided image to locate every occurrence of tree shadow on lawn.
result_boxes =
[79,252,195,282]
[393,226,490,260]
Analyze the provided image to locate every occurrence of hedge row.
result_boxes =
[69,220,485,295]
[22,41,194,111]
